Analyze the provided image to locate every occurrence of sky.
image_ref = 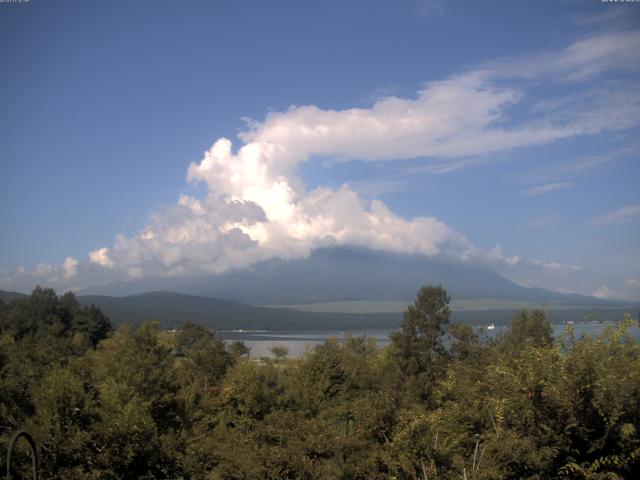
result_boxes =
[1,0,639,299]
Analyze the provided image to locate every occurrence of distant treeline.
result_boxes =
[1,286,639,479]
[76,293,638,329]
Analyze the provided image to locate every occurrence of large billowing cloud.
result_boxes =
[2,31,639,294]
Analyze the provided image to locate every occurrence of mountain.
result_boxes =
[0,289,27,303]
[77,291,401,330]
[78,247,631,307]
[74,291,635,331]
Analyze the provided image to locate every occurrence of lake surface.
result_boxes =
[220,322,640,358]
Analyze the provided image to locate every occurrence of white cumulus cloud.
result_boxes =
[593,285,615,299]
[3,31,639,293]
[89,248,114,268]
[63,257,78,279]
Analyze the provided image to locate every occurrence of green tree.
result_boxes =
[174,321,233,404]
[71,304,111,346]
[0,286,71,340]
[270,345,289,360]
[86,322,184,479]
[447,322,481,361]
[0,288,111,347]
[502,309,553,358]
[390,284,451,402]
[228,340,250,359]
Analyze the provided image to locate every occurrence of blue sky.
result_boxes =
[1,0,639,299]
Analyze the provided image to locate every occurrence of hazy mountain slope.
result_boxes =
[0,289,28,303]
[78,247,631,307]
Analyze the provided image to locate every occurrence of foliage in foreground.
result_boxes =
[1,286,639,479]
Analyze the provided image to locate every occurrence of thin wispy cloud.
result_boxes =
[346,176,415,198]
[625,278,640,288]
[525,151,623,183]
[622,278,640,301]
[523,182,572,196]
[594,204,640,226]
[480,30,640,82]
[407,157,489,176]
[417,0,445,17]
[527,215,563,228]
[575,7,640,31]
[517,146,638,201]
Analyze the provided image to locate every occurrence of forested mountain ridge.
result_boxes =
[0,289,27,303]
[72,291,640,329]
[75,291,402,329]
[3,288,635,330]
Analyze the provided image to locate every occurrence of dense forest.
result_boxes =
[1,286,639,479]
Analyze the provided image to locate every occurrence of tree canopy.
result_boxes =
[1,285,639,479]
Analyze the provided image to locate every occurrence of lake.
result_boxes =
[220,321,640,358]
